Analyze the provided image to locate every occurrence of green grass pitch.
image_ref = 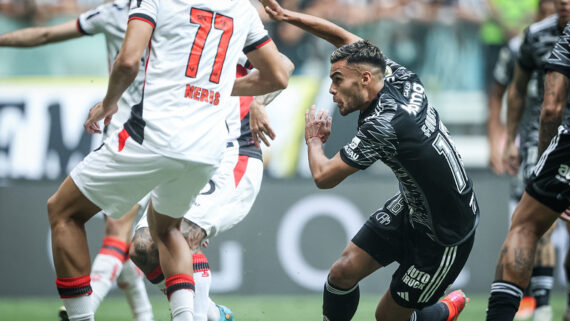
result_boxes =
[0,293,567,320]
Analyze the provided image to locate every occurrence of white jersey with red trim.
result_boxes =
[127,0,270,164]
[225,54,252,142]
[77,0,145,134]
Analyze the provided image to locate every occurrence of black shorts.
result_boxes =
[352,194,475,309]
[525,124,570,213]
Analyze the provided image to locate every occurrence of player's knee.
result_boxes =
[181,220,206,253]
[510,221,542,241]
[328,257,357,288]
[47,194,68,228]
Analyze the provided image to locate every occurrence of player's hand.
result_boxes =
[84,102,118,134]
[502,139,520,177]
[559,207,570,223]
[250,99,276,148]
[320,113,332,144]
[305,105,329,144]
[260,0,285,21]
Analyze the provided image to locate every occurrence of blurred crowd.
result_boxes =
[0,0,539,40]
[0,0,545,88]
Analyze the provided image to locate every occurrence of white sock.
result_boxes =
[170,289,195,321]
[90,253,124,311]
[117,260,154,321]
[193,254,212,321]
[207,298,221,321]
[64,295,94,321]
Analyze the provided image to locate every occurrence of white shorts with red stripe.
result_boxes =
[135,140,263,238]
[71,129,217,219]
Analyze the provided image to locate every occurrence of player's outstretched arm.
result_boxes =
[103,19,152,108]
[260,0,361,48]
[233,41,290,96]
[502,63,531,176]
[538,70,570,154]
[487,80,507,174]
[0,20,82,47]
[85,19,152,134]
[249,53,295,147]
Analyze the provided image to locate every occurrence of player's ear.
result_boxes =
[361,70,372,86]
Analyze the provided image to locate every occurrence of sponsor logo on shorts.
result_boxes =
[402,265,432,290]
[375,212,391,225]
[396,291,409,301]
[557,164,570,184]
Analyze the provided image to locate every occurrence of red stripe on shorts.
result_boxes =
[233,155,249,187]
[118,128,130,152]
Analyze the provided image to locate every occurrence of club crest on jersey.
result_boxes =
[185,84,220,106]
[400,83,425,116]
[375,211,391,225]
[348,136,361,150]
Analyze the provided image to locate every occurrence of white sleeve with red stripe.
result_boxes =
[77,2,114,35]
[242,0,270,53]
[128,0,159,29]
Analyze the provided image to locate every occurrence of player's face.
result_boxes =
[538,1,556,21]
[556,0,570,24]
[329,60,369,116]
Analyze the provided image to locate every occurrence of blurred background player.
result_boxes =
[0,1,155,320]
[500,0,570,319]
[486,1,558,319]
[262,0,478,320]
[129,54,294,321]
[46,0,290,319]
[486,22,570,321]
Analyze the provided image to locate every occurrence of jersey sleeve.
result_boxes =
[545,24,570,79]
[242,0,270,54]
[518,28,535,72]
[339,113,398,169]
[129,0,159,29]
[77,3,115,35]
[492,45,515,86]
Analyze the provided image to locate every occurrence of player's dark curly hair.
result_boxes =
[330,40,386,72]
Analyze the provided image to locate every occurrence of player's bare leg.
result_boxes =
[325,242,468,321]
[529,223,556,321]
[323,242,380,321]
[487,193,560,321]
[48,176,102,321]
[564,221,570,321]
[147,202,195,321]
[88,205,153,321]
[130,220,232,321]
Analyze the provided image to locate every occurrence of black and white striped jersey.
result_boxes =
[494,35,541,147]
[339,59,479,246]
[546,22,570,126]
[519,15,570,138]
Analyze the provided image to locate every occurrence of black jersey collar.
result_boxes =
[358,90,382,126]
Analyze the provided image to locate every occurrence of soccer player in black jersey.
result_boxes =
[262,1,477,320]
[486,23,570,321]
[486,1,557,318]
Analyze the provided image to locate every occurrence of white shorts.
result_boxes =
[136,143,263,238]
[71,130,217,219]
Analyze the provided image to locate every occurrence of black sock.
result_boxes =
[411,302,448,321]
[322,279,359,321]
[486,281,524,321]
[530,266,553,307]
